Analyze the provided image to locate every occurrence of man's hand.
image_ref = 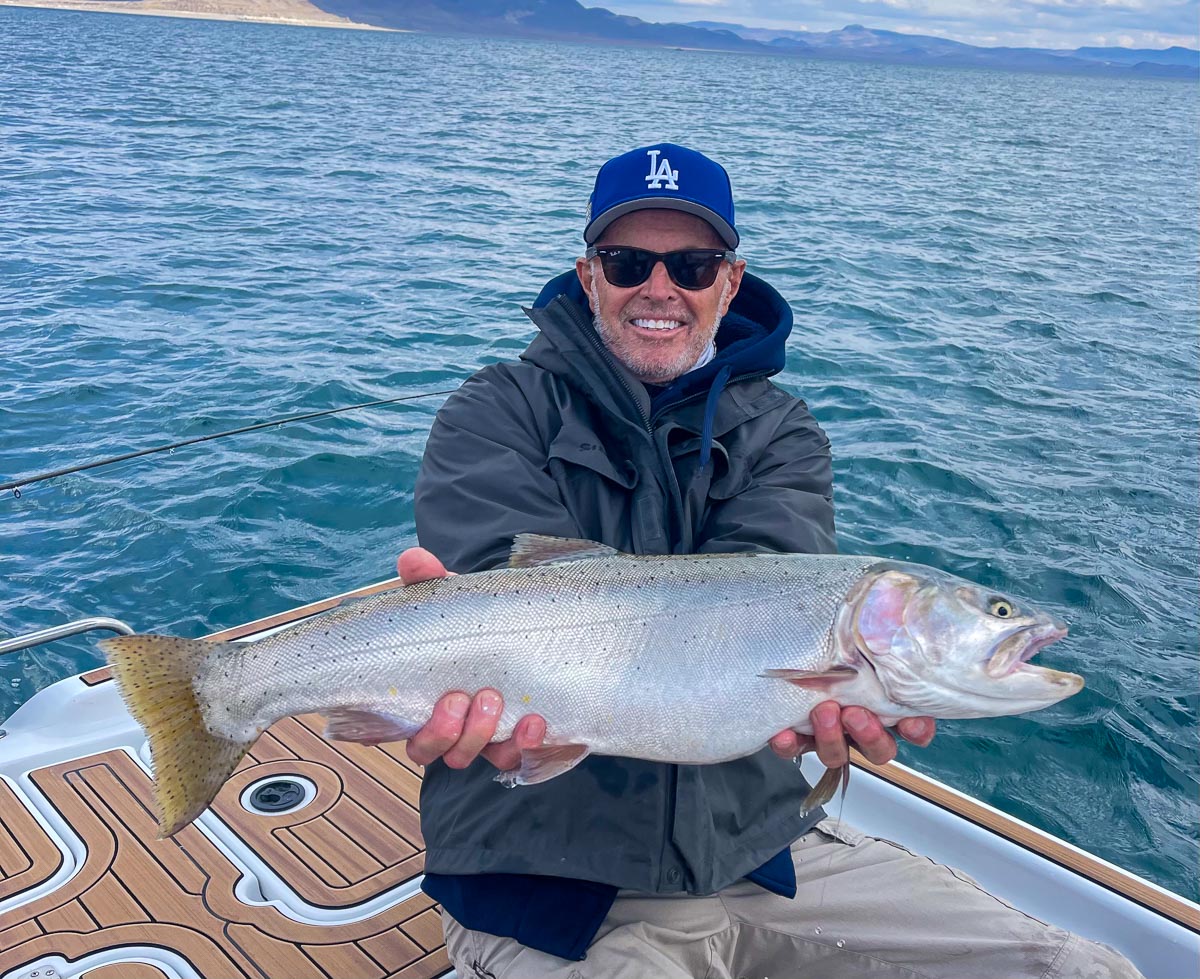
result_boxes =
[397,547,546,771]
[769,701,936,768]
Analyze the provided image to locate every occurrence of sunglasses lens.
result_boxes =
[597,249,725,291]
[666,251,723,290]
[599,250,652,288]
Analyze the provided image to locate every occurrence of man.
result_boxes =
[397,144,1139,977]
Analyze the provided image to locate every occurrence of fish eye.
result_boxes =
[989,599,1015,618]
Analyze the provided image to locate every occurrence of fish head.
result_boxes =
[842,564,1084,719]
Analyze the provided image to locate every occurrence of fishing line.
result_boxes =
[815,764,851,915]
[2,388,459,497]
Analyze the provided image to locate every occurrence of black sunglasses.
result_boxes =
[586,246,736,291]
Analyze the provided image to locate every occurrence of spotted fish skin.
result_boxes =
[101,534,1083,836]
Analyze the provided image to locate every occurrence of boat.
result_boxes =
[1,582,1197,979]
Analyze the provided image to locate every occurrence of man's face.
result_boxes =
[576,210,746,384]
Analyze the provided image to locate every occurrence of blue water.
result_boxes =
[2,6,1197,902]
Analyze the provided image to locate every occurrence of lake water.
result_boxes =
[1,6,1196,902]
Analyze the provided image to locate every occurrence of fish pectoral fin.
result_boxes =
[509,534,621,568]
[801,764,851,813]
[494,743,591,787]
[761,666,859,690]
[322,708,424,745]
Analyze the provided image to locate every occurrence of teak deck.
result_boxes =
[0,705,452,979]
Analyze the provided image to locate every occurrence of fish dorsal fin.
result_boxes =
[509,534,622,568]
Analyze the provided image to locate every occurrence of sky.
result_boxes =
[599,0,1200,50]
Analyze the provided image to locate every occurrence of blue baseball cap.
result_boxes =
[584,143,739,249]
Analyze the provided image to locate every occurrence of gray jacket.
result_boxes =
[413,270,836,894]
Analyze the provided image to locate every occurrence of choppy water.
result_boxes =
[1,6,1197,901]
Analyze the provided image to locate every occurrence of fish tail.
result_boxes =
[100,634,253,838]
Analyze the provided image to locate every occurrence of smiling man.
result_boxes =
[577,145,744,388]
[399,144,1140,977]
[581,210,742,382]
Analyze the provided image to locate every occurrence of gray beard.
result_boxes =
[589,261,730,383]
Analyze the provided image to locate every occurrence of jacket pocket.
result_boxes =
[666,431,750,502]
[548,425,637,489]
[707,458,751,500]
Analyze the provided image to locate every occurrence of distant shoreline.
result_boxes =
[0,0,399,31]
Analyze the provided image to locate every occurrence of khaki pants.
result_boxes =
[442,819,1141,979]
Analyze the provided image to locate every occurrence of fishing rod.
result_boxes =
[1,388,459,498]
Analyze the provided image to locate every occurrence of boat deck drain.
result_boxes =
[239,774,317,817]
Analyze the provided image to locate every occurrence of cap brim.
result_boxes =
[584,198,738,249]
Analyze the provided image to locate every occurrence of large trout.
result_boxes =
[101,534,1083,837]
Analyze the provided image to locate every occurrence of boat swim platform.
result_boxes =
[1,579,1198,979]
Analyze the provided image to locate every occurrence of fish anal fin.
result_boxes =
[323,708,423,745]
[509,535,621,568]
[801,764,851,813]
[761,665,859,690]
[494,743,591,786]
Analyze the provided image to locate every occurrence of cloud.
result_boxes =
[609,0,1199,48]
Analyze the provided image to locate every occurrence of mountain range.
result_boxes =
[314,0,763,52]
[309,0,1199,78]
[689,21,1199,75]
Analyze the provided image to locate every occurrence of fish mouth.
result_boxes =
[985,620,1069,679]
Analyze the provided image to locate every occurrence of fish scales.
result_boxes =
[201,553,876,763]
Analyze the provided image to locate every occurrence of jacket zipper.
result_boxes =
[562,303,772,890]
[565,301,689,886]
[564,300,653,433]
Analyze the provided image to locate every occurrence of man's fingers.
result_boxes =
[843,707,897,766]
[769,730,815,760]
[810,701,849,769]
[483,714,547,772]
[896,716,937,747]
[397,546,450,584]
[441,689,504,769]
[769,730,798,758]
[406,692,470,767]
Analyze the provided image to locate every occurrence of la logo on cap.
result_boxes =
[645,149,679,190]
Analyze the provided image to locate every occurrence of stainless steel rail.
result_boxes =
[0,617,136,656]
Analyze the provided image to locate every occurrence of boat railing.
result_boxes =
[0,617,135,657]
